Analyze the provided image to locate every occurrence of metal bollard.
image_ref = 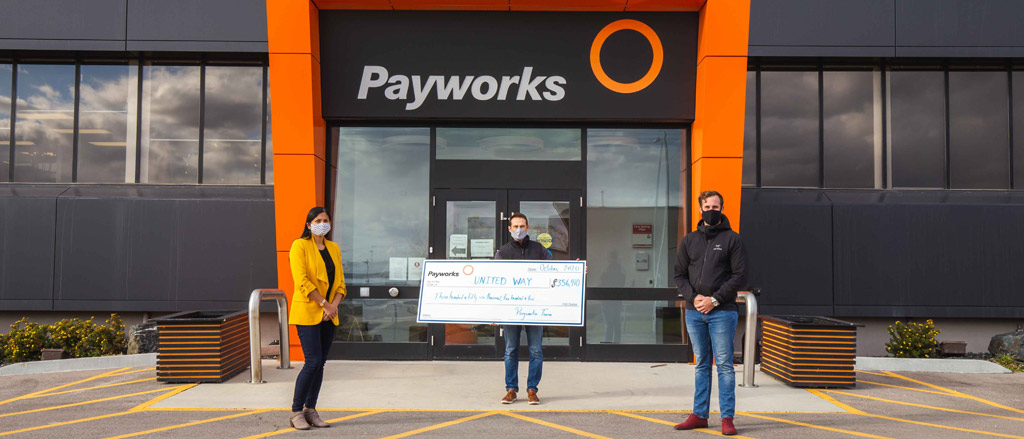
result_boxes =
[737,291,759,388]
[249,289,292,384]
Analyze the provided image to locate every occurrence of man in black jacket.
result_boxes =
[672,190,747,436]
[494,212,552,405]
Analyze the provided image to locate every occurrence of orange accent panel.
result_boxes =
[315,0,393,9]
[267,0,320,60]
[511,1,626,11]
[691,56,747,160]
[273,154,326,252]
[626,0,704,11]
[393,0,508,10]
[697,0,750,62]
[268,54,325,158]
[691,157,742,231]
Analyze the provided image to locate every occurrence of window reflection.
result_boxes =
[1013,72,1024,190]
[14,64,75,182]
[949,71,1008,189]
[888,70,945,188]
[203,66,263,184]
[140,64,200,183]
[0,63,11,181]
[436,128,581,161]
[265,76,273,185]
[336,299,427,343]
[586,300,683,345]
[742,71,756,186]
[77,64,137,183]
[824,70,882,189]
[586,129,684,288]
[761,70,819,187]
[334,127,430,285]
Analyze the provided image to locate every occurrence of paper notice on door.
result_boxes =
[470,239,494,258]
[389,257,408,281]
[408,257,425,280]
[449,234,468,258]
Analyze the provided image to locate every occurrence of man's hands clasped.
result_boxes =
[693,294,716,314]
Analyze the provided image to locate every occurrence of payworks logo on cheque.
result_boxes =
[356,19,664,111]
[427,270,460,278]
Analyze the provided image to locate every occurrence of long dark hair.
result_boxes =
[299,207,328,239]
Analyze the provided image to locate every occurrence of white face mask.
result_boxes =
[510,228,528,241]
[310,223,331,236]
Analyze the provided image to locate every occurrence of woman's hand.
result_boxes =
[322,301,339,320]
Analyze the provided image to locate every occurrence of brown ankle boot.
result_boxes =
[303,407,330,428]
[290,411,310,430]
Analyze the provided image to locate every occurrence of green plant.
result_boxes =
[2,318,50,363]
[992,354,1024,373]
[0,314,127,364]
[885,319,940,358]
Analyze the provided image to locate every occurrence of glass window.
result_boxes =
[336,299,427,343]
[823,70,883,188]
[203,66,263,184]
[586,300,683,345]
[760,70,819,187]
[435,128,581,161]
[887,70,946,188]
[949,71,1009,189]
[265,76,273,185]
[13,64,75,182]
[334,127,430,285]
[140,64,200,183]
[742,71,756,186]
[0,63,11,182]
[77,64,138,183]
[586,128,685,288]
[1014,71,1024,189]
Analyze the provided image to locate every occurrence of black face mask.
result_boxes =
[702,209,723,226]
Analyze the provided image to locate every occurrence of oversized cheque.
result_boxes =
[417,260,587,326]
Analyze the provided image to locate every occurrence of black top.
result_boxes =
[673,215,747,312]
[494,235,553,260]
[319,247,335,295]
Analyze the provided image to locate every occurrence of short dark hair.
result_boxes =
[698,190,724,208]
[509,212,529,225]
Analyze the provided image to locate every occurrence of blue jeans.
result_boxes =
[292,320,336,412]
[503,325,543,392]
[686,309,737,418]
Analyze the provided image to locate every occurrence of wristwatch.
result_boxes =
[320,298,327,307]
[710,297,720,307]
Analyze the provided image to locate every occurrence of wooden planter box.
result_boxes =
[154,310,249,383]
[759,315,862,388]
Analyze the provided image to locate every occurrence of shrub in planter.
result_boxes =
[885,319,940,358]
[2,318,49,363]
[0,314,127,364]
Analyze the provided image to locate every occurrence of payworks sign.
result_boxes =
[320,12,697,121]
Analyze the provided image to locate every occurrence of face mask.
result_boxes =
[510,228,528,241]
[702,209,723,226]
[310,223,331,236]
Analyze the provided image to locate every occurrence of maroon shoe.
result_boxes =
[721,417,737,435]
[673,413,708,430]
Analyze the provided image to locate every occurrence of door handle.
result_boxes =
[500,211,507,221]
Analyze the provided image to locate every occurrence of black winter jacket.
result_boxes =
[673,215,747,312]
[494,235,553,260]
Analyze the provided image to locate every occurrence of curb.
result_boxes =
[856,356,1011,374]
[0,353,157,376]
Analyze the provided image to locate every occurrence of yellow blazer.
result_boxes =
[289,237,346,326]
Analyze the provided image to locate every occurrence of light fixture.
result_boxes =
[381,135,443,151]
[588,136,640,153]
[51,129,111,134]
[478,136,544,155]
[18,113,73,120]
[89,141,127,147]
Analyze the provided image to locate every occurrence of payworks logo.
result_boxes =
[355,19,663,111]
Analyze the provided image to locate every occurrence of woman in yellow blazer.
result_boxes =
[288,207,346,430]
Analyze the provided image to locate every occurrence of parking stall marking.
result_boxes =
[104,409,271,439]
[501,411,612,439]
[737,412,891,439]
[239,410,386,439]
[823,389,1024,423]
[609,411,758,438]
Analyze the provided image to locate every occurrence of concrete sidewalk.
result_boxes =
[152,360,844,413]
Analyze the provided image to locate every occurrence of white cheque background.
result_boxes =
[417,260,587,326]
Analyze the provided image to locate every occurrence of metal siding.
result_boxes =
[126,0,268,52]
[748,0,894,57]
[0,186,62,310]
[54,192,130,302]
[0,0,127,51]
[896,0,1024,54]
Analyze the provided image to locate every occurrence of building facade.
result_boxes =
[1,0,1021,362]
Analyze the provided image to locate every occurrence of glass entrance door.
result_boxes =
[430,189,582,360]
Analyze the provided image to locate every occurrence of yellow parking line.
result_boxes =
[823,390,1024,422]
[379,410,500,439]
[856,379,956,396]
[883,371,1024,415]
[104,409,269,439]
[610,411,757,438]
[858,413,1024,438]
[502,411,611,439]
[0,387,170,418]
[0,411,133,437]
[806,389,866,415]
[239,410,384,439]
[105,367,156,378]
[739,412,891,438]
[0,367,132,406]
[31,377,156,398]
[130,383,197,411]
[855,370,896,377]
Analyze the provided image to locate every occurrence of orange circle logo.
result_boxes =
[590,19,664,94]
[462,265,474,276]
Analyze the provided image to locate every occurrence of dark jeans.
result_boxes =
[503,324,543,392]
[292,320,336,412]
